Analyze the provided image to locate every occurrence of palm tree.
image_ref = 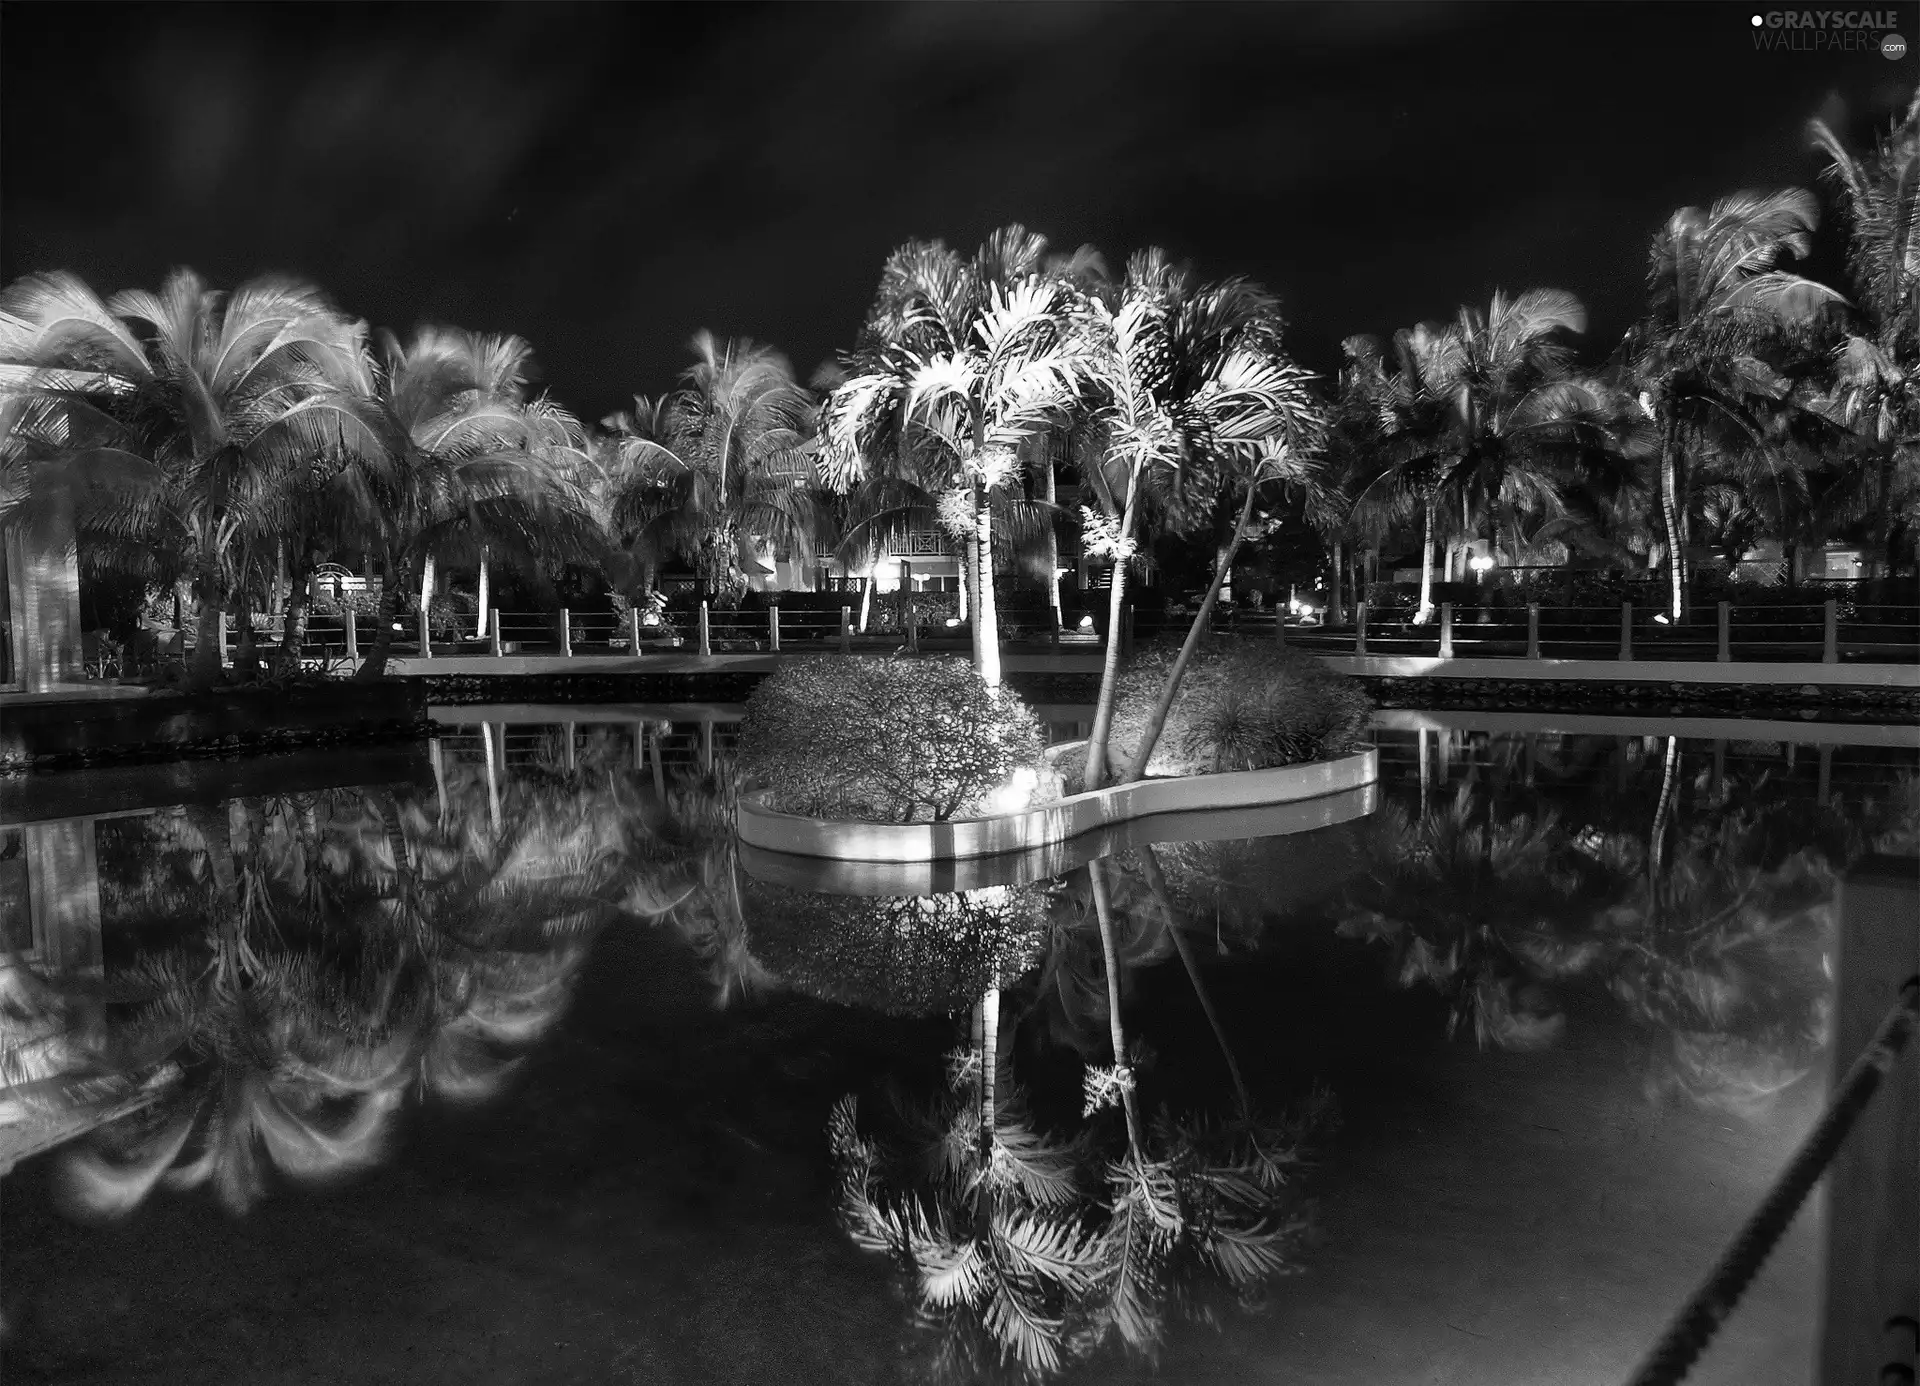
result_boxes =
[819,227,1094,688]
[1628,190,1845,617]
[598,332,826,606]
[350,327,604,677]
[0,268,386,687]
[1809,94,1920,577]
[1077,253,1323,785]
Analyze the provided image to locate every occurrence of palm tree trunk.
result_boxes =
[1416,496,1437,623]
[356,556,404,680]
[1138,845,1250,1113]
[1082,484,1141,790]
[419,552,436,616]
[1875,447,1898,579]
[1119,479,1258,784]
[233,584,259,681]
[187,569,227,690]
[1042,438,1062,627]
[858,574,873,633]
[974,481,1001,688]
[1328,538,1345,625]
[1659,415,1686,620]
[976,985,1000,1170]
[475,550,490,638]
[277,553,313,674]
[1089,860,1145,1158]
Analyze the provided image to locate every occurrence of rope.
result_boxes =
[1624,974,1920,1386]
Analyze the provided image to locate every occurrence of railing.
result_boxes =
[1223,599,1920,665]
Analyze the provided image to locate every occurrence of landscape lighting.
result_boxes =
[1078,614,1094,630]
[944,617,962,628]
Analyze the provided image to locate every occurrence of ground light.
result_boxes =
[1653,613,1670,625]
[944,617,962,628]
[1078,614,1094,629]
[983,765,1039,815]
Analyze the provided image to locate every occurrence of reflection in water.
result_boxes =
[1,714,1915,1383]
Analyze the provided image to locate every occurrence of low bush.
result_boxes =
[737,657,1054,822]
[1103,641,1372,777]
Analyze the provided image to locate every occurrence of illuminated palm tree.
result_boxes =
[820,226,1095,687]
[1077,253,1323,784]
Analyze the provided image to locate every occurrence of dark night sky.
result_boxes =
[3,1,1916,421]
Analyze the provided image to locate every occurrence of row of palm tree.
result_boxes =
[4,88,1916,695]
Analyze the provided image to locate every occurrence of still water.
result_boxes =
[2,710,1915,1385]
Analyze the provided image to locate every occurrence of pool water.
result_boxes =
[2,710,1914,1385]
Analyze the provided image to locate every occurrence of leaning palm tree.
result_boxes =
[819,227,1095,687]
[1077,253,1324,785]
[0,268,387,687]
[1627,190,1846,617]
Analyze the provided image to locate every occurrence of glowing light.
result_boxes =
[1078,614,1094,630]
[1653,613,1670,625]
[944,617,962,628]
[392,622,405,632]
[984,766,1039,815]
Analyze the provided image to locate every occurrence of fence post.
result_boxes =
[419,608,432,659]
[768,605,781,652]
[562,722,577,772]
[220,609,231,667]
[697,600,711,657]
[1819,856,1919,1386]
[629,606,643,656]
[1619,601,1634,662]
[1124,606,1136,658]
[1048,606,1058,654]
[1526,602,1541,660]
[908,598,920,654]
[1355,601,1368,656]
[840,605,852,654]
[1823,598,1839,664]
[558,607,572,658]
[344,608,359,663]
[489,609,503,657]
[1273,603,1286,647]
[701,718,714,775]
[1438,602,1454,660]
[1717,600,1731,663]
[632,720,646,771]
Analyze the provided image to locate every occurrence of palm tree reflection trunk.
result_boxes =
[1139,846,1250,1114]
[1090,860,1145,1155]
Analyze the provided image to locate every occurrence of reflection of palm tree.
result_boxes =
[1338,788,1610,1050]
[1081,858,1311,1359]
[830,999,1099,1380]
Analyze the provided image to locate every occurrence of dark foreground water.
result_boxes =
[2,710,1915,1385]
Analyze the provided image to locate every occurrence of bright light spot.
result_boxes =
[392,622,405,632]
[1078,614,1094,630]
[985,766,1039,815]
[1469,555,1495,573]
[1653,613,1670,625]
[944,617,962,628]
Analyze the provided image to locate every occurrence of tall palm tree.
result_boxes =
[1077,253,1322,786]
[1809,93,1920,577]
[820,227,1094,687]
[1628,190,1845,617]
[598,332,826,606]
[350,327,603,677]
[0,268,386,687]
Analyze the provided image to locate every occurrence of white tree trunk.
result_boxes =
[1416,499,1437,623]
[419,553,436,615]
[475,551,490,638]
[974,484,1001,688]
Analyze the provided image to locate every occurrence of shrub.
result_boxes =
[737,657,1054,822]
[1104,641,1372,777]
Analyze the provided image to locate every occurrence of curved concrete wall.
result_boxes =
[734,747,1379,864]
